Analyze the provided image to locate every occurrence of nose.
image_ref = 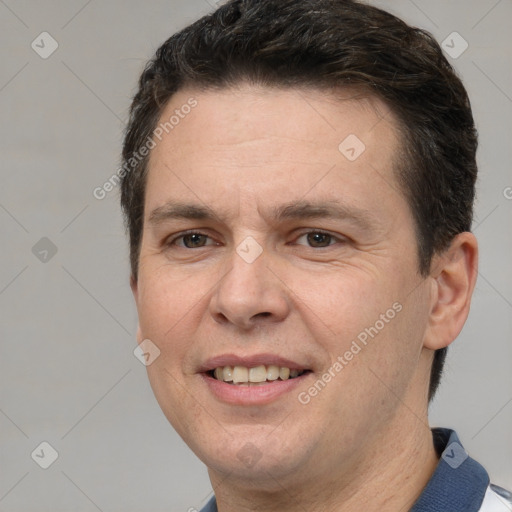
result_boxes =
[209,242,291,331]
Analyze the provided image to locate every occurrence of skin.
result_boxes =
[131,84,478,512]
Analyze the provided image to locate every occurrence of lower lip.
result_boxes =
[201,373,310,405]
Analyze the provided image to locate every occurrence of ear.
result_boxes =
[423,232,478,350]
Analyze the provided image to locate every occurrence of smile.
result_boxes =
[209,365,307,385]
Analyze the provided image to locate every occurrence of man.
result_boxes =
[120,1,511,510]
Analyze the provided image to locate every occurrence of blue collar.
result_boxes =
[200,428,489,512]
[410,427,489,511]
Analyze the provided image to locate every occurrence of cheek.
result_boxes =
[135,269,202,362]
[343,283,431,409]
[300,267,426,398]
[136,270,206,435]
[292,267,398,343]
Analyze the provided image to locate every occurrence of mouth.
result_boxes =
[198,353,314,406]
[207,365,311,385]
[199,354,313,404]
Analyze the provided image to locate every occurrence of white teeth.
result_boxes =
[222,366,233,382]
[249,365,267,382]
[232,366,249,383]
[211,364,305,384]
[266,365,280,381]
[279,367,290,380]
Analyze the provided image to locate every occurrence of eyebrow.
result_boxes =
[147,199,376,231]
[272,200,375,230]
[148,202,222,224]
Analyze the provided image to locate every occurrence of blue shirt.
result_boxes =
[199,428,512,511]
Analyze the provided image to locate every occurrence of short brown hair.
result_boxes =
[120,0,478,401]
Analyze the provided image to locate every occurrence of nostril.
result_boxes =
[255,312,271,318]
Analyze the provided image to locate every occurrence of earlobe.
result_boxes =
[423,232,478,350]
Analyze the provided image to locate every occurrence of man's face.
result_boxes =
[132,85,434,486]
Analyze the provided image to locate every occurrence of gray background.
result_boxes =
[0,0,511,510]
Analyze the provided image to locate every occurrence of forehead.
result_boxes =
[153,84,398,152]
[144,84,406,221]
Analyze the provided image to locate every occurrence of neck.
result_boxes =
[208,413,439,512]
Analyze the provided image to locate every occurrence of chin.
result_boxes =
[194,423,311,483]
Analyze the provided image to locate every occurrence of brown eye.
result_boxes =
[295,231,338,248]
[164,230,219,253]
[306,232,333,247]
[181,233,209,248]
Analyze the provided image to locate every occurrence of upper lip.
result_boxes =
[199,353,311,373]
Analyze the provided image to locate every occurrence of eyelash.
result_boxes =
[166,229,344,249]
